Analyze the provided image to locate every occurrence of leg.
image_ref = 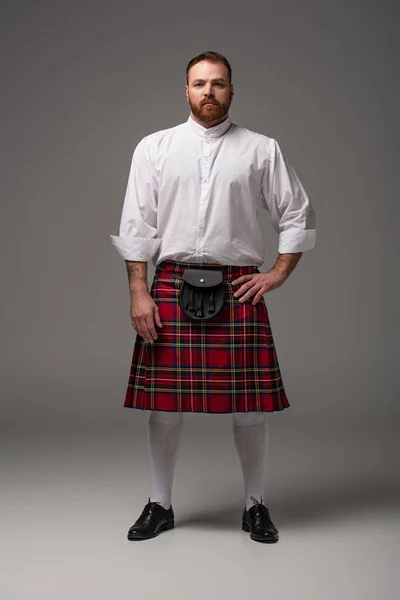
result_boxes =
[147,410,184,509]
[232,412,269,510]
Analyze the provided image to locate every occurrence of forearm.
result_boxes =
[269,252,303,280]
[125,260,148,293]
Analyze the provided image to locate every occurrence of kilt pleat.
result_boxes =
[123,260,290,413]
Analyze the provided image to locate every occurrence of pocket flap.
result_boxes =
[182,268,223,287]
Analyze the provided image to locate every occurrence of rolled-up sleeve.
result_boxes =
[261,139,316,253]
[110,136,162,261]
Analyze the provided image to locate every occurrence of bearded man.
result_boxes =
[110,50,316,543]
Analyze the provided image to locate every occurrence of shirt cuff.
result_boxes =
[110,235,162,261]
[278,229,316,253]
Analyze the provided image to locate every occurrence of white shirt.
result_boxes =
[110,115,316,267]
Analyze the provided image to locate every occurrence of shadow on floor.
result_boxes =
[175,477,400,530]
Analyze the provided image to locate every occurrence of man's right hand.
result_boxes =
[129,285,163,344]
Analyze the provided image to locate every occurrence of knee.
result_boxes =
[232,411,267,427]
[149,410,184,426]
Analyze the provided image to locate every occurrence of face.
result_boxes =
[185,60,234,128]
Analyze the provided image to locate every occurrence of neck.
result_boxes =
[189,112,229,129]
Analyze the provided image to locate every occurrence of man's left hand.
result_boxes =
[231,270,286,305]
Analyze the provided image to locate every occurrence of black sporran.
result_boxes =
[178,268,226,321]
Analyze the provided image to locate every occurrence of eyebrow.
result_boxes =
[191,78,227,83]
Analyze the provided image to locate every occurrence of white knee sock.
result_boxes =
[147,410,184,509]
[232,412,269,510]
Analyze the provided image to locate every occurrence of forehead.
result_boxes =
[188,60,229,82]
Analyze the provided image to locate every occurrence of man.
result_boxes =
[110,51,316,543]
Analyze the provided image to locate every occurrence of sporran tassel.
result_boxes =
[186,287,194,311]
[195,291,204,318]
[209,290,215,313]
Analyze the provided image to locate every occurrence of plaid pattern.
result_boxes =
[124,260,290,413]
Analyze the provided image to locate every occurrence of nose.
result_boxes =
[203,83,214,95]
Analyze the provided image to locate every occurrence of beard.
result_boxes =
[188,93,232,123]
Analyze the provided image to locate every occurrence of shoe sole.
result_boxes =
[127,520,175,541]
[242,521,279,543]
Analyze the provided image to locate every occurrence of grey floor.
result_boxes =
[2,411,399,600]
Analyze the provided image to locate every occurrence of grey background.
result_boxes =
[1,1,399,599]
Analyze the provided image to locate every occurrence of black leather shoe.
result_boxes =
[242,496,279,543]
[127,498,175,541]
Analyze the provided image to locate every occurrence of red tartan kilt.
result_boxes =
[124,260,290,413]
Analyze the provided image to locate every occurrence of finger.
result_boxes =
[233,279,256,297]
[252,285,271,304]
[143,323,155,344]
[236,289,250,298]
[231,274,253,286]
[138,319,153,344]
[154,306,163,328]
[239,284,260,302]
[131,317,146,340]
[241,275,260,289]
[252,292,263,305]
[132,320,145,339]
[235,279,258,297]
[145,315,158,342]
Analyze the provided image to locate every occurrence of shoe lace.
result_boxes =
[249,495,270,521]
[250,495,265,508]
[142,497,162,517]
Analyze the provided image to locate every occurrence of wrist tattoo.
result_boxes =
[126,264,139,278]
[125,261,146,284]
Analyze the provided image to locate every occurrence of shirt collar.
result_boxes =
[186,114,232,138]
